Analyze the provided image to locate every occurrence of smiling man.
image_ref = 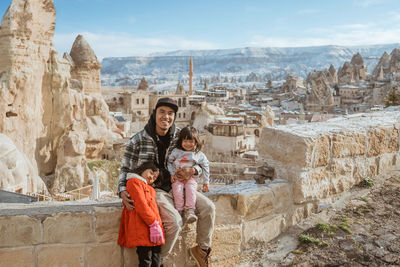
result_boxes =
[118,97,215,266]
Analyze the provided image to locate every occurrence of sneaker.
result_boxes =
[185,208,197,224]
[190,246,212,267]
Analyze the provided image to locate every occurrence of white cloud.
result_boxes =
[246,36,332,47]
[247,26,400,48]
[53,32,219,59]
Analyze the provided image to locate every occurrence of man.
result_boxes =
[118,97,215,266]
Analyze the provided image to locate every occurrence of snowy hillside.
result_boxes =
[101,44,400,87]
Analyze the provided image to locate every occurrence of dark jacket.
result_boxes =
[118,110,180,193]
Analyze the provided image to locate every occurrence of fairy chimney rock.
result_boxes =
[328,64,338,84]
[69,34,102,95]
[0,0,56,190]
[138,77,149,90]
[338,53,367,84]
[176,82,185,94]
[350,52,364,66]
[373,51,390,79]
[389,48,400,73]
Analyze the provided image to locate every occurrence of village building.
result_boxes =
[204,116,256,156]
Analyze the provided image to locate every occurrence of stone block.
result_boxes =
[367,127,399,157]
[290,203,316,226]
[329,158,353,178]
[87,243,121,267]
[94,207,121,242]
[166,223,197,267]
[0,247,35,267]
[212,225,242,259]
[236,182,291,221]
[353,157,378,182]
[293,169,330,204]
[329,174,355,195]
[378,153,397,174]
[258,127,314,168]
[332,132,366,158]
[43,212,95,244]
[123,247,138,267]
[312,135,330,167]
[265,182,292,214]
[0,215,41,247]
[213,194,241,225]
[38,245,85,267]
[242,214,286,249]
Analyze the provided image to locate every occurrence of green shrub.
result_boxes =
[360,177,374,187]
[299,234,321,245]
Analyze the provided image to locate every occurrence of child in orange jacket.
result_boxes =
[118,162,165,267]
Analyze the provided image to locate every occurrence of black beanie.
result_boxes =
[155,97,178,113]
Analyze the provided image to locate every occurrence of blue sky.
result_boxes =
[1,0,400,59]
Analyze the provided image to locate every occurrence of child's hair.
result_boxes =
[133,161,159,176]
[176,126,202,152]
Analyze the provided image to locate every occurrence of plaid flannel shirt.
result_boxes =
[117,127,180,195]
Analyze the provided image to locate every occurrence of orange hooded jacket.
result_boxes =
[118,175,165,248]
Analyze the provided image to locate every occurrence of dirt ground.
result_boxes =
[233,170,400,267]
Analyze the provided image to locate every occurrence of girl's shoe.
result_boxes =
[185,208,197,224]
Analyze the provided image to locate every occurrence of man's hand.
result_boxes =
[121,190,135,210]
[171,175,176,184]
[175,167,196,182]
[202,184,209,192]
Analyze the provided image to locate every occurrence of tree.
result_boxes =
[384,85,400,107]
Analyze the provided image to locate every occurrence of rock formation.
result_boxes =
[388,48,400,73]
[176,82,185,94]
[138,76,149,90]
[337,53,368,84]
[0,0,56,193]
[281,73,305,93]
[328,64,338,84]
[69,35,102,95]
[372,51,390,79]
[305,71,334,111]
[0,0,120,194]
[0,134,45,193]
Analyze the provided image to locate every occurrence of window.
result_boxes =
[178,113,181,118]
[142,98,145,104]
[183,98,187,107]
[136,99,139,105]
[178,98,182,107]
[183,113,186,118]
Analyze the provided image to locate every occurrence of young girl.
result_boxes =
[167,126,210,224]
[118,162,164,267]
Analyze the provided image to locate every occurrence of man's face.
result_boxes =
[155,106,175,134]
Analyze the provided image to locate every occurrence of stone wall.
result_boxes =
[0,181,292,267]
[1,110,399,266]
[258,110,400,204]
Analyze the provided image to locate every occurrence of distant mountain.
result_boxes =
[101,44,400,86]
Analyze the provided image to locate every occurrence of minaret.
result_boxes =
[188,56,193,95]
